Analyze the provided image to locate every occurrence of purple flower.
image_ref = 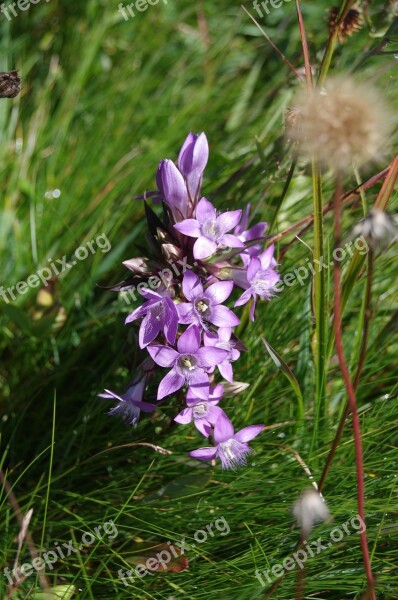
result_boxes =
[204,328,240,383]
[189,414,264,469]
[174,384,225,436]
[156,159,190,221]
[234,244,280,320]
[99,382,156,427]
[174,198,244,260]
[178,132,209,202]
[147,325,228,400]
[125,288,179,349]
[177,270,240,329]
[234,204,269,265]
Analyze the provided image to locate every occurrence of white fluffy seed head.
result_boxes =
[293,489,331,536]
[287,77,392,171]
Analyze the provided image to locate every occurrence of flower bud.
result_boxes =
[161,243,184,262]
[156,159,189,221]
[122,257,151,274]
[178,132,209,202]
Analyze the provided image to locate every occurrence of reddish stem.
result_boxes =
[353,250,374,389]
[319,248,373,493]
[318,403,349,493]
[332,181,375,599]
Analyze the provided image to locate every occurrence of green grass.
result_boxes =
[1,1,398,598]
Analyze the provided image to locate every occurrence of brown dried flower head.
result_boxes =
[287,76,391,171]
[329,5,363,41]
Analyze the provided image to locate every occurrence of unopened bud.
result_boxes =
[123,257,151,274]
[161,243,183,262]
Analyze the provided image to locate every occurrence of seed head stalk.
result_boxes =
[332,178,375,599]
[295,0,327,448]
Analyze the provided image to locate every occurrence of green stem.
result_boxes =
[310,159,326,452]
[317,0,357,87]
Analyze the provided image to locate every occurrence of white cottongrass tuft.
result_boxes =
[293,488,330,537]
[353,208,397,250]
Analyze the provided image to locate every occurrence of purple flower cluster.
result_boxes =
[101,133,280,469]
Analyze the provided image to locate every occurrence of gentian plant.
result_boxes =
[101,133,281,469]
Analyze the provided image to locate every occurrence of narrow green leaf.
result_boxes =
[262,337,304,425]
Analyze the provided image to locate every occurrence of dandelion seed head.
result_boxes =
[287,77,391,171]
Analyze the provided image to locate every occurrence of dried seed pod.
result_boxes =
[329,6,363,41]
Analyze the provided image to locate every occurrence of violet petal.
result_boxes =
[158,369,185,400]
[234,424,264,443]
[147,345,179,367]
[213,413,235,443]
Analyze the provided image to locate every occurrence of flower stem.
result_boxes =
[319,248,374,493]
[332,179,375,599]
[353,249,374,389]
[294,0,327,448]
[310,159,327,451]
